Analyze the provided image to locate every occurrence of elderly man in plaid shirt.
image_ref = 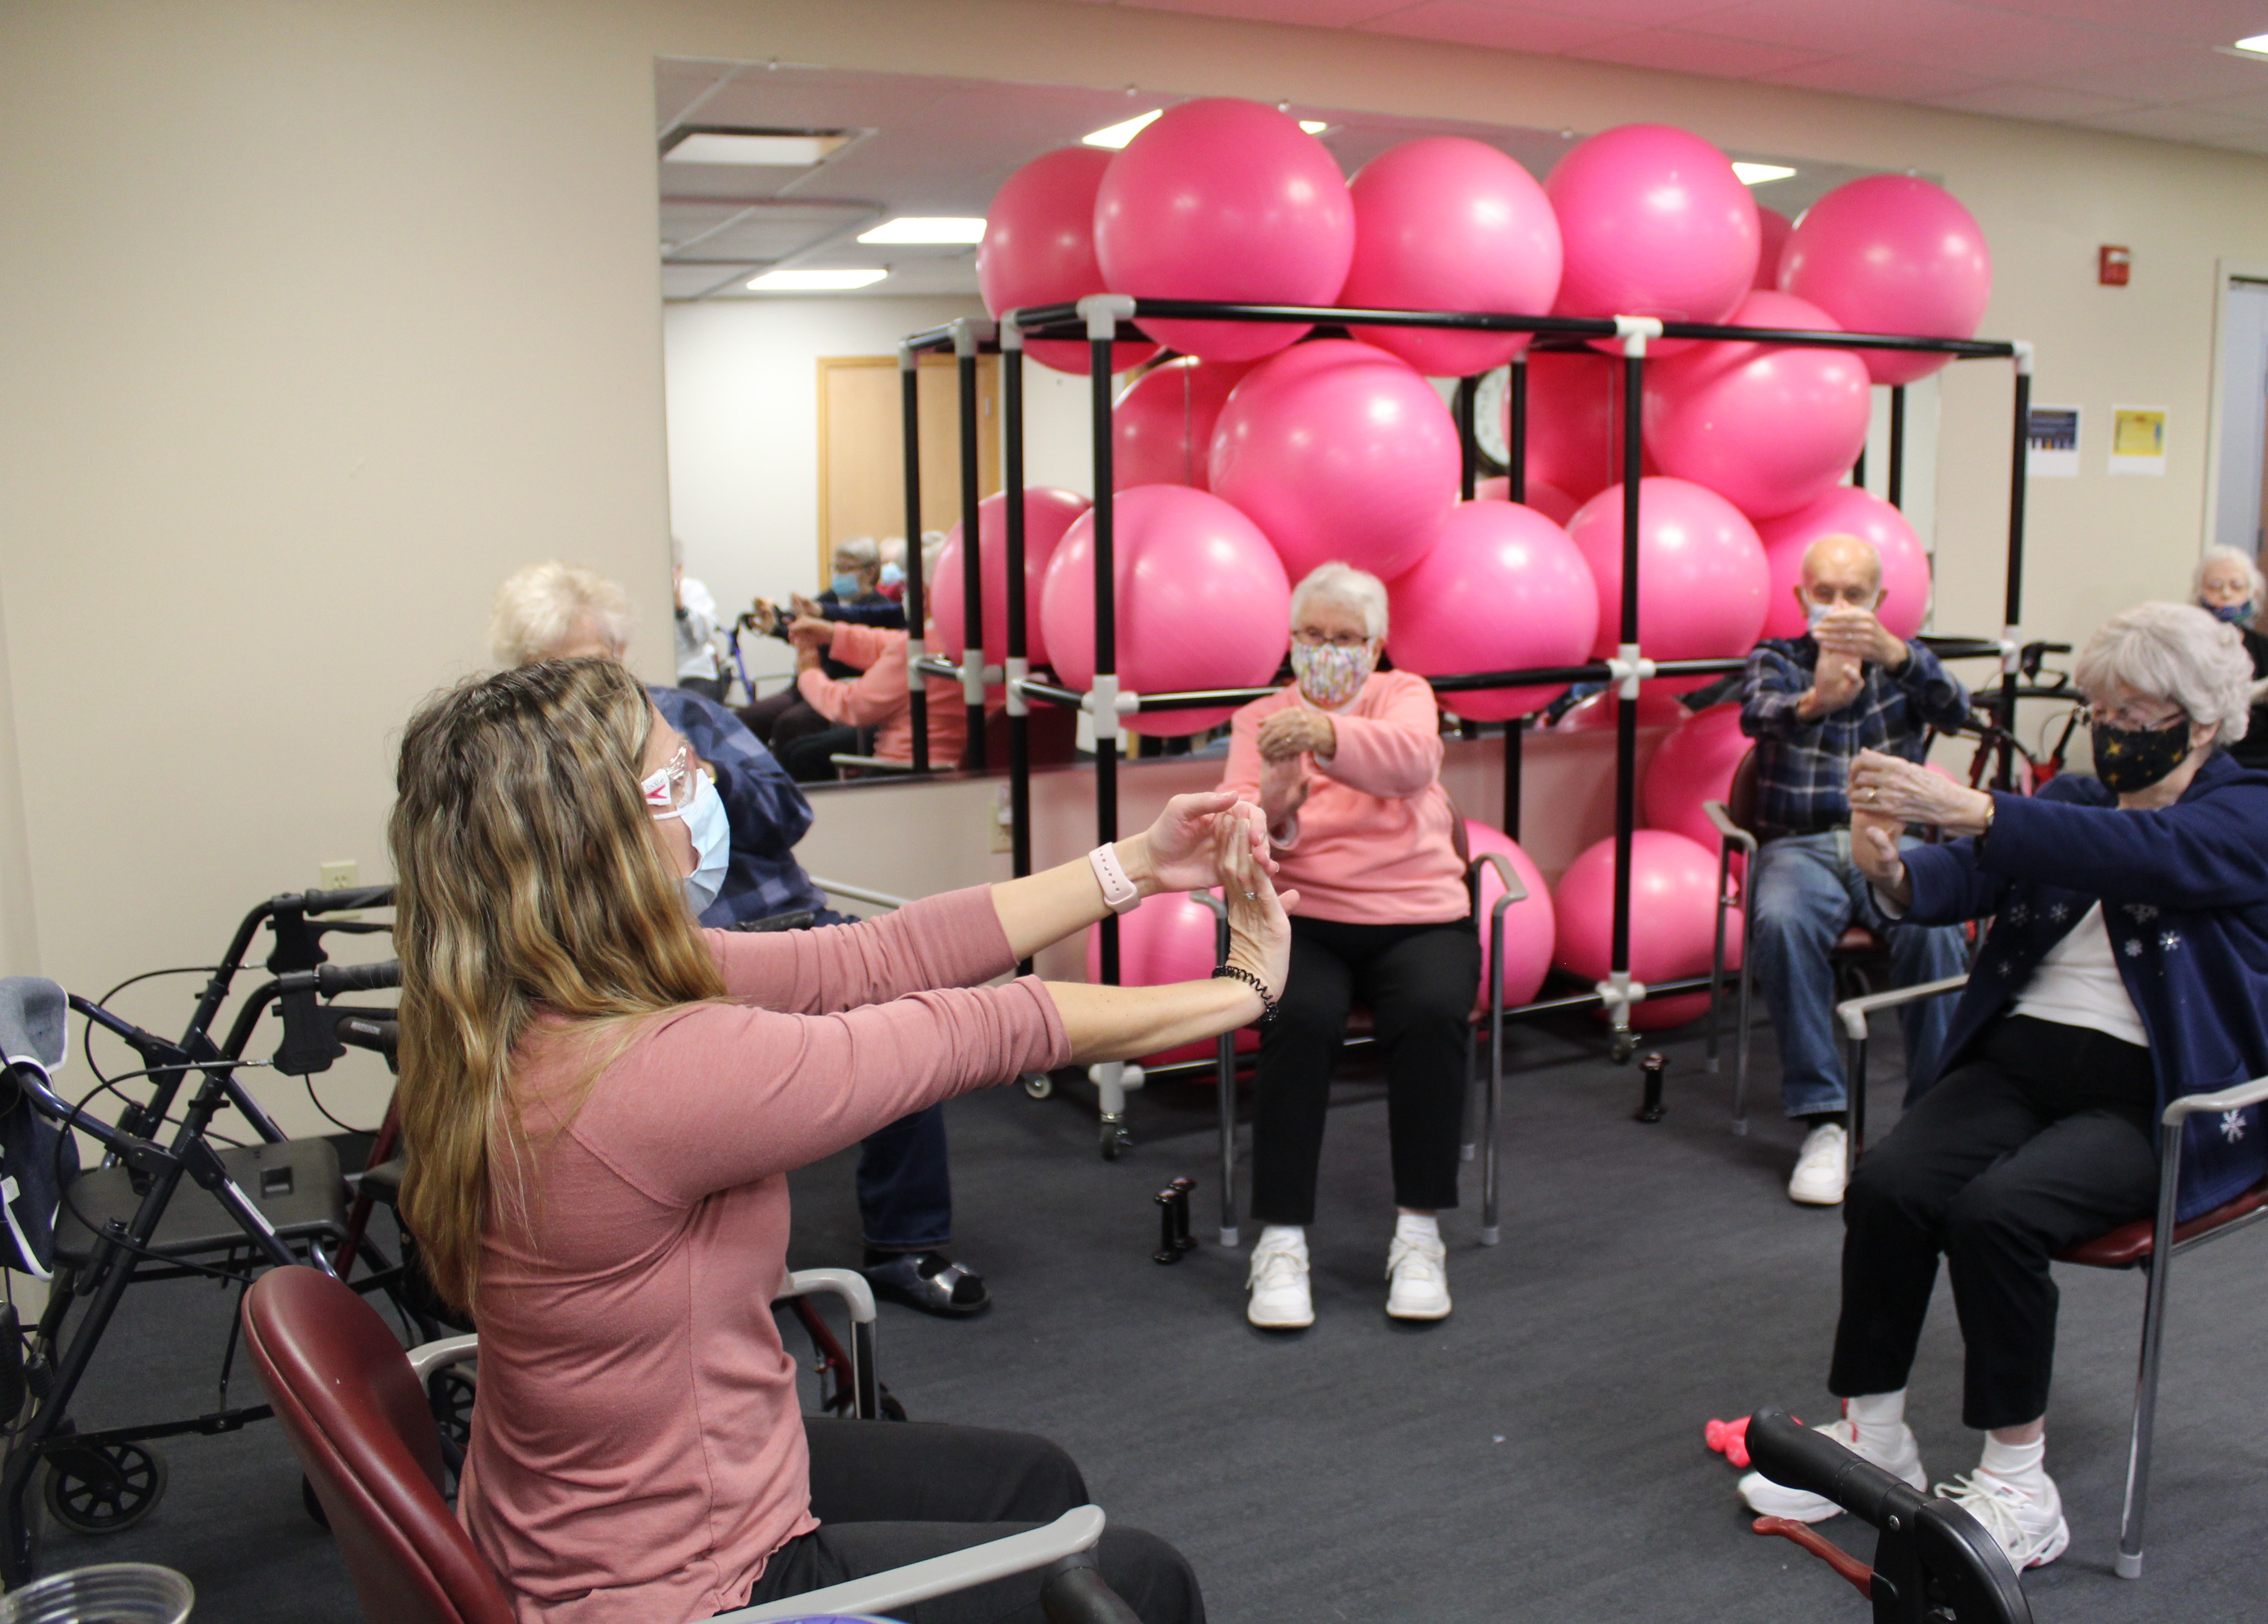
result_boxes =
[1740,534,1972,1206]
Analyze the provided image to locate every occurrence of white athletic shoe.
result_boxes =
[1738,1409,1926,1524]
[1935,1469,2070,1570]
[1246,1233,1314,1329]
[1385,1231,1452,1320]
[1788,1122,1850,1206]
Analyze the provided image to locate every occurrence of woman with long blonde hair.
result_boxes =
[390,658,1284,1624]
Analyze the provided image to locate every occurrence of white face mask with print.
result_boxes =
[1291,641,1375,709]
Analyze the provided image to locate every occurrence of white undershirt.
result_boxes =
[2011,902,2149,1048]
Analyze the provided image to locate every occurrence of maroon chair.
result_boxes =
[241,1265,508,1624]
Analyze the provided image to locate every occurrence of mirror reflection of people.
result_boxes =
[1739,533,1972,1207]
[1738,602,2268,1572]
[742,538,896,750]
[2194,545,2268,769]
[671,537,727,703]
[393,656,1285,1622]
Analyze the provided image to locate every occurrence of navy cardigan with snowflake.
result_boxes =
[1901,753,2268,1221]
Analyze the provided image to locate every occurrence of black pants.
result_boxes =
[733,1419,1204,1624]
[678,675,728,704]
[1250,915,1480,1226]
[779,724,863,782]
[739,689,835,750]
[1830,1014,2159,1431]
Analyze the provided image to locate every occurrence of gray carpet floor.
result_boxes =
[26,1012,2268,1621]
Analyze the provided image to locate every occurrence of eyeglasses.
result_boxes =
[1803,584,1880,607]
[1292,627,1371,651]
[641,744,697,817]
[2086,702,2186,733]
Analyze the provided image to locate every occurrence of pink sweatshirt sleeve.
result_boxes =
[566,977,1069,1206]
[796,625,909,729]
[1218,695,1271,806]
[1321,676,1443,800]
[705,887,1012,1013]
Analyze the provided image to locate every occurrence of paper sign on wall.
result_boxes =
[2026,406,2080,477]
[2108,406,2167,476]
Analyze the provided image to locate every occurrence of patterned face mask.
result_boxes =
[2092,714,2192,795]
[1290,640,1375,709]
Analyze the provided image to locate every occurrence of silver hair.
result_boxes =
[834,535,881,570]
[2075,601,2253,746]
[488,560,635,666]
[1290,562,1389,641]
[2193,544,2265,603]
[879,536,908,566]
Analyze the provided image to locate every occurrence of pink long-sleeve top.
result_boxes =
[795,623,968,766]
[457,888,1068,1624]
[1219,670,1466,926]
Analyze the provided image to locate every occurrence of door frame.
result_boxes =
[2201,258,2268,561]
[814,353,997,580]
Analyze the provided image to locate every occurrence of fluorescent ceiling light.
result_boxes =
[2232,32,2268,54]
[1299,121,1330,135]
[859,217,987,244]
[747,268,889,291]
[1732,161,1797,185]
[666,131,847,166]
[1083,110,1163,148]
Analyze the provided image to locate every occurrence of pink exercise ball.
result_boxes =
[1208,339,1460,583]
[1753,205,1793,291]
[1094,99,1355,364]
[1462,819,1557,1009]
[1643,290,1872,521]
[1553,829,1740,1029]
[1385,501,1598,720]
[1551,689,1687,733]
[1756,487,1933,641]
[1642,702,1751,854]
[1779,174,1991,386]
[1476,475,1579,526]
[1546,124,1759,354]
[978,148,1159,376]
[1087,890,1262,1062]
[934,487,1091,672]
[1564,478,1770,678]
[1040,484,1292,737]
[1510,350,1645,504]
[1112,357,1251,491]
[1339,136,1563,377]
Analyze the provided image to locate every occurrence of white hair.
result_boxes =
[834,535,880,569]
[879,536,908,566]
[2194,544,2265,603]
[2075,601,2254,746]
[488,560,635,666]
[1289,562,1389,641]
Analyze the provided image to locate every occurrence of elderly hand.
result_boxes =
[1130,790,1275,897]
[1812,605,1909,670]
[1220,812,1298,1003]
[787,615,834,651]
[1849,810,1913,905]
[1257,708,1334,763]
[1848,749,1993,836]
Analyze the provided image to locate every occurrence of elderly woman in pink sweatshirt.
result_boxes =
[1220,562,1478,1330]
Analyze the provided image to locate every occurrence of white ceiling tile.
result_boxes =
[1354,2,1635,52]
[1672,0,1990,57]
[1565,26,1834,77]
[2078,104,2268,147]
[1926,82,2147,121]
[1871,11,2157,76]
[1122,0,1413,24]
[1977,0,2268,50]
[2031,47,2268,105]
[1755,54,1999,102]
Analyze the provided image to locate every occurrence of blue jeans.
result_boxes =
[1749,831,1967,1120]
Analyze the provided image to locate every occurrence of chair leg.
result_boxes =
[1731,885,1757,1135]
[1706,851,1729,1075]
[1846,1032,1868,1175]
[2119,1169,2185,1577]
[1216,1033,1238,1248]
[1480,988,1504,1247]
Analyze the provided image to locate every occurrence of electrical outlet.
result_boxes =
[988,784,1013,854]
[319,860,359,892]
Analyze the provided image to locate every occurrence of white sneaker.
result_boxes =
[1935,1469,2070,1570]
[1246,1233,1313,1329]
[1385,1231,1451,1320]
[1788,1122,1849,1206]
[1738,1409,1926,1524]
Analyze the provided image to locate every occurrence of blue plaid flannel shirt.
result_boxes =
[1738,638,1971,840]
[649,686,830,927]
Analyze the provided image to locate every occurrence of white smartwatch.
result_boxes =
[1088,843,1141,914]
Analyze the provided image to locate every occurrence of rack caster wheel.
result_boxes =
[1021,1071,1053,1100]
[1610,1033,1637,1064]
[42,1440,165,1536]
[1099,1122,1131,1160]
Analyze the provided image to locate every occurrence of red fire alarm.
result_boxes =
[2100,245,2132,286]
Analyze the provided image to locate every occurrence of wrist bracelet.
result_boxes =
[1088,843,1140,915]
[1212,963,1279,1026]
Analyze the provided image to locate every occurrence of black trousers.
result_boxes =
[732,1419,1204,1624]
[779,725,863,782]
[1249,915,1480,1226]
[738,688,835,750]
[1830,1015,2160,1431]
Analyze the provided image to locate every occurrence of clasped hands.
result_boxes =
[1846,749,1995,903]
[1805,607,1908,716]
[1125,791,1297,1002]
[787,615,835,669]
[1255,709,1333,837]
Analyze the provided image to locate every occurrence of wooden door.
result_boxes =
[817,354,998,577]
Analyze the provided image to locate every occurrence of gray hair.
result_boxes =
[834,535,880,570]
[2194,544,2265,603]
[1290,562,1389,641]
[488,560,634,666]
[2075,601,2253,745]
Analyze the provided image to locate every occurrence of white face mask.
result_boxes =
[655,771,731,915]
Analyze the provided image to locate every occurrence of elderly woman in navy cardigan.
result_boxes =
[1737,601,2268,1571]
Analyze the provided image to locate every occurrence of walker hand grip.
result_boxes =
[302,885,394,915]
[316,960,400,996]
[1746,1406,1906,1528]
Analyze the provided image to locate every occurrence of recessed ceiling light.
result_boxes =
[858,217,988,244]
[1732,161,1798,185]
[746,269,889,291]
[665,130,848,166]
[2231,32,2268,55]
[1299,121,1331,135]
[1083,110,1164,148]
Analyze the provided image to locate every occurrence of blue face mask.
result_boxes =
[879,562,905,591]
[2206,599,2255,624]
[832,572,862,599]
[662,772,732,915]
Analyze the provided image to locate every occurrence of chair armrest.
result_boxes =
[2164,1075,2268,1128]
[1833,975,1969,1043]
[406,1333,478,1382]
[1702,800,1757,854]
[828,753,917,774]
[717,1504,1106,1622]
[809,880,912,913]
[1467,850,1527,905]
[777,1267,876,1327]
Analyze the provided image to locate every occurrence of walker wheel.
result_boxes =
[1099,1122,1130,1160]
[42,1441,165,1536]
[1021,1071,1054,1100]
[429,1366,477,1451]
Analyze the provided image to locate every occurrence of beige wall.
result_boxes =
[6,0,2268,1134]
